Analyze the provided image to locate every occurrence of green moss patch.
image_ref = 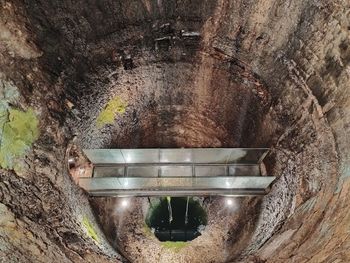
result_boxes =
[96,96,127,128]
[0,82,39,172]
[82,216,99,242]
[0,108,39,171]
[161,241,188,252]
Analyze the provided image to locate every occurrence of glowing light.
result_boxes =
[114,198,130,213]
[225,197,239,211]
[121,199,128,207]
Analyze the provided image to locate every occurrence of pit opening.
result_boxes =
[146,197,207,242]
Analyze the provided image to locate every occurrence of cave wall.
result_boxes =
[0,1,122,262]
[219,1,350,261]
[0,0,349,262]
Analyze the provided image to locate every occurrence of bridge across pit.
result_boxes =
[79,148,275,196]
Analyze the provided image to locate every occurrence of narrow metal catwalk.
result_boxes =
[79,148,275,196]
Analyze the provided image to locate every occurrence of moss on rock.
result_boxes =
[0,81,39,172]
[82,216,99,242]
[161,241,188,252]
[96,96,127,128]
[0,108,39,171]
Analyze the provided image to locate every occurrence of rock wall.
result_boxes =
[0,1,122,262]
[0,0,349,262]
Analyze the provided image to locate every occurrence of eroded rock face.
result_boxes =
[0,0,349,262]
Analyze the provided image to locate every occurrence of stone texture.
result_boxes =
[0,0,349,262]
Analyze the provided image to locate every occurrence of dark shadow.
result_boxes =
[146,197,207,242]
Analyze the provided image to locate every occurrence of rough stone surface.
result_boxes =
[0,0,349,262]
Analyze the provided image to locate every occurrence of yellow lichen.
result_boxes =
[0,107,39,172]
[0,82,39,172]
[161,241,188,252]
[96,96,127,128]
[82,216,99,242]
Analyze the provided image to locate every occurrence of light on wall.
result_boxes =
[224,197,239,211]
[120,198,129,208]
[226,198,234,206]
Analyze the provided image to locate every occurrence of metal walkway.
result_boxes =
[79,148,275,197]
